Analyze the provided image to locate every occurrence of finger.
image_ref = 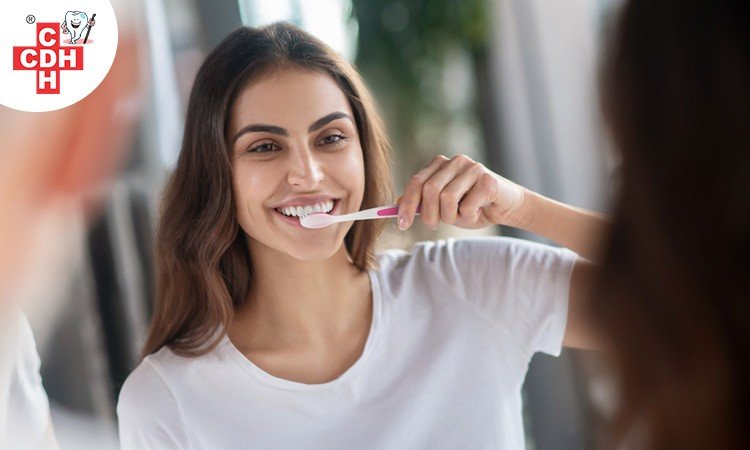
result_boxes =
[420,155,473,228]
[440,164,482,225]
[398,155,449,229]
[458,172,496,221]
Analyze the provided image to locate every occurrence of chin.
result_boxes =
[282,239,345,262]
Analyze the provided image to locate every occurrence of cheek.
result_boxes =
[336,146,366,187]
[233,165,274,218]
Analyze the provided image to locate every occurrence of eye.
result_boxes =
[318,133,347,146]
[247,142,280,154]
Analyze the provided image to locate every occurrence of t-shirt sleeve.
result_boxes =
[416,236,578,359]
[117,358,193,450]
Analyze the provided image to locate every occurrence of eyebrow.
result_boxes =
[231,111,353,146]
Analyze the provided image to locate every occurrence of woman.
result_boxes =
[117,22,606,449]
[592,1,750,449]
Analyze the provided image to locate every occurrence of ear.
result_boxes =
[44,31,142,217]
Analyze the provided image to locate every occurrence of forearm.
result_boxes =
[506,189,609,262]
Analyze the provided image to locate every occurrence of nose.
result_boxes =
[286,144,324,189]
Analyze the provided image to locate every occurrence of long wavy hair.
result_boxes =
[594,1,749,448]
[143,23,394,358]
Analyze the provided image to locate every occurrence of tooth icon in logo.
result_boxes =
[61,11,92,44]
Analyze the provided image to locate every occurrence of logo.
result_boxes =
[1,1,118,112]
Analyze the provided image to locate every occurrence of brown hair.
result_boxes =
[594,1,749,448]
[143,23,394,357]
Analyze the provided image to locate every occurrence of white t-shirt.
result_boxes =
[0,312,56,450]
[117,236,577,450]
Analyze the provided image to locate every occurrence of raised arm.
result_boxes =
[505,190,609,263]
[395,154,609,350]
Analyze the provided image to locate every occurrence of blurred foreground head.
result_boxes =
[0,27,141,314]
[595,1,749,448]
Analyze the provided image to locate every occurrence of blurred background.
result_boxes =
[24,0,622,448]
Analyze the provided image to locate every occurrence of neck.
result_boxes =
[228,239,371,352]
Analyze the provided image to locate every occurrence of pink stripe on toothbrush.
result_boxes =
[377,204,421,216]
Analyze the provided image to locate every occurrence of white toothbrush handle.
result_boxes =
[334,204,422,223]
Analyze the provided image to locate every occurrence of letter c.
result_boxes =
[39,27,56,46]
[20,49,37,68]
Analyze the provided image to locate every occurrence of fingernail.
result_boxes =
[398,216,408,230]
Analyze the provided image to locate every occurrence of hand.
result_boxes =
[88,18,96,27]
[395,154,526,230]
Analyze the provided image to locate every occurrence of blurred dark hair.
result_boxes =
[143,22,393,358]
[594,1,750,448]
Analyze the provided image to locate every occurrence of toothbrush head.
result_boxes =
[300,213,334,229]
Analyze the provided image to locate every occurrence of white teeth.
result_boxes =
[277,200,334,218]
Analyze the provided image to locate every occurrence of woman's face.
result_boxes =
[228,68,365,261]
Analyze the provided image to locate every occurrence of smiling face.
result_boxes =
[65,11,87,29]
[228,67,366,261]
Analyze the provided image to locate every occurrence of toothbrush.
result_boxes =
[300,204,422,229]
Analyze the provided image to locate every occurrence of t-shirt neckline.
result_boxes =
[221,267,382,391]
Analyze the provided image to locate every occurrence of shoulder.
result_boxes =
[117,349,189,421]
[372,235,576,305]
[370,236,519,296]
[117,339,233,414]
[117,350,174,416]
[119,351,164,392]
[377,234,561,258]
[117,345,196,411]
[375,235,571,275]
[117,347,194,448]
[422,234,572,258]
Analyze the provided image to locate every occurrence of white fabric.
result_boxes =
[0,312,56,450]
[117,236,577,449]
